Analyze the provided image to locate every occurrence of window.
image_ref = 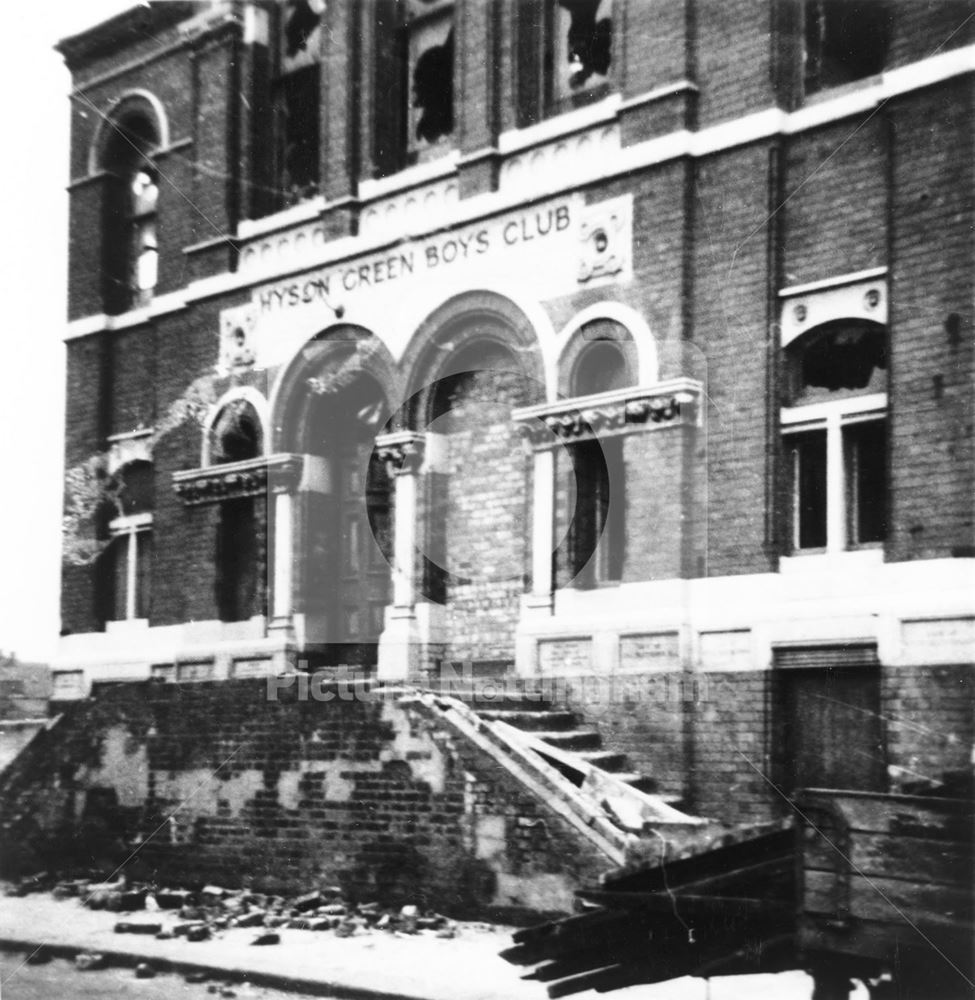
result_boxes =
[782,320,888,554]
[209,401,263,622]
[99,461,153,622]
[275,0,323,206]
[563,335,632,586]
[209,399,264,465]
[803,0,892,96]
[517,0,613,127]
[102,115,160,314]
[567,435,625,586]
[405,0,455,159]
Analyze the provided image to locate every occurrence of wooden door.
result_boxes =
[779,666,886,793]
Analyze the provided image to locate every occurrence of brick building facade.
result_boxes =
[53,0,973,831]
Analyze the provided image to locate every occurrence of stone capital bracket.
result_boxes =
[172,453,304,505]
[512,378,703,449]
[375,432,426,476]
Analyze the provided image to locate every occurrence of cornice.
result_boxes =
[172,453,304,506]
[513,380,703,448]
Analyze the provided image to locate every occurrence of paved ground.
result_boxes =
[0,893,824,1000]
[0,954,333,1000]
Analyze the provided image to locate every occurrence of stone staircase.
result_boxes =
[423,676,668,802]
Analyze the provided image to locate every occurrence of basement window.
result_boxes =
[804,0,892,96]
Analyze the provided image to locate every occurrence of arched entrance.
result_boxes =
[402,294,546,672]
[275,328,399,669]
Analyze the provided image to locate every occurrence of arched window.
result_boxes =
[99,461,154,622]
[209,400,264,465]
[102,113,160,315]
[563,331,634,586]
[782,319,888,553]
[208,401,264,623]
[571,338,633,397]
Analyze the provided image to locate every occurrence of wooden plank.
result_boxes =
[804,870,974,926]
[804,831,973,887]
[800,791,973,837]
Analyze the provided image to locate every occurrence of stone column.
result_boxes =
[375,432,426,682]
[267,455,306,638]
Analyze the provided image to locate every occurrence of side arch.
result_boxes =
[89,89,170,175]
[400,290,547,428]
[201,386,271,466]
[270,324,402,453]
[556,302,658,386]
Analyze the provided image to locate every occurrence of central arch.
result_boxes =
[402,292,546,671]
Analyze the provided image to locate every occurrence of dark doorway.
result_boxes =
[776,660,886,794]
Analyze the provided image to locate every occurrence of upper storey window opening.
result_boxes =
[517,0,613,128]
[275,0,323,207]
[405,0,455,162]
[209,400,264,466]
[803,0,893,96]
[784,319,887,406]
[102,114,159,315]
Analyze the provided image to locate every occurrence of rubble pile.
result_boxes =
[7,872,458,945]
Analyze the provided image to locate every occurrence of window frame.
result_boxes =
[106,511,154,622]
[781,392,887,555]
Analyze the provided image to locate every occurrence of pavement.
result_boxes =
[0,893,821,1000]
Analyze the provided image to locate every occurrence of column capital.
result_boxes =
[375,431,426,476]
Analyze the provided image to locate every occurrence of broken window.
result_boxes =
[275,0,323,205]
[804,0,892,95]
[518,0,612,125]
[785,320,887,404]
[405,0,455,159]
[210,401,263,466]
[781,320,888,553]
[102,115,160,314]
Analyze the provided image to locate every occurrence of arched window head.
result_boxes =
[210,401,263,465]
[572,339,634,397]
[102,113,161,314]
[785,320,887,404]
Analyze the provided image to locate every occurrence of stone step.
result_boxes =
[619,773,661,795]
[533,730,603,752]
[571,750,630,773]
[477,710,578,731]
[435,689,554,712]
